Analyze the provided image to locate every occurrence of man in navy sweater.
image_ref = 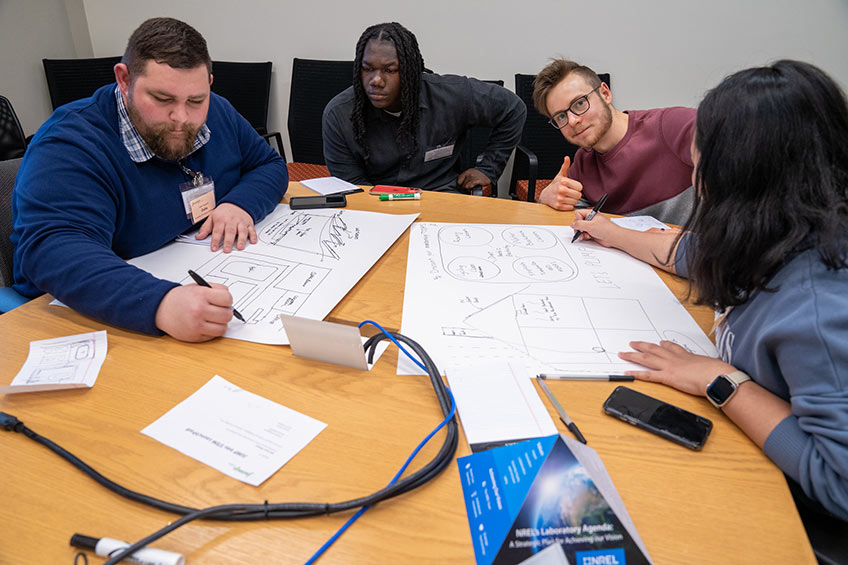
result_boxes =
[11,17,288,341]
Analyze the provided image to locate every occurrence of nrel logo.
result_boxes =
[575,548,626,565]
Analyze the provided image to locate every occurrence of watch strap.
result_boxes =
[724,370,752,387]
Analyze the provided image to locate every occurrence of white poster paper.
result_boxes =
[399,222,716,374]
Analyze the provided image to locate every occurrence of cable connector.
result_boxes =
[1,411,22,432]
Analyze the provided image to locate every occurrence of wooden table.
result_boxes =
[0,184,815,564]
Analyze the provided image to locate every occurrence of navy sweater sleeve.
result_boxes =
[210,94,288,221]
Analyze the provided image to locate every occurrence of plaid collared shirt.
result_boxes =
[115,85,211,163]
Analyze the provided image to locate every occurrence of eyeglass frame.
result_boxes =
[547,84,603,130]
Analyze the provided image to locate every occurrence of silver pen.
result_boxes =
[535,376,587,444]
[538,374,634,382]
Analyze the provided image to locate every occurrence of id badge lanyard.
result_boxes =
[179,161,215,224]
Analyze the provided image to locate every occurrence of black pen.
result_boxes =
[326,188,364,197]
[538,374,635,382]
[571,192,608,243]
[187,269,246,323]
[535,376,587,444]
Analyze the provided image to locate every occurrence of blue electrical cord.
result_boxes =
[303,321,457,565]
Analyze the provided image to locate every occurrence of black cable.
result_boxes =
[1,331,458,564]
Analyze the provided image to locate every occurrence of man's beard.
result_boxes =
[127,98,200,161]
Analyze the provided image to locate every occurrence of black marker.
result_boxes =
[326,187,364,196]
[187,269,246,323]
[571,192,609,243]
[535,376,587,444]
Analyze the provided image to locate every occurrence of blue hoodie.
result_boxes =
[676,234,848,520]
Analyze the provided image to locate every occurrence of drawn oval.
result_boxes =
[512,256,576,281]
[447,257,501,280]
[501,227,558,249]
[438,226,493,246]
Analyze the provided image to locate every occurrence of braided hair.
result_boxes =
[351,22,425,162]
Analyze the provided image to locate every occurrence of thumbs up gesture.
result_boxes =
[538,156,584,211]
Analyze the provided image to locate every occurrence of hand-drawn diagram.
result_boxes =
[401,223,717,374]
[21,333,102,385]
[437,225,579,283]
[183,250,330,334]
[129,205,418,345]
[259,210,358,261]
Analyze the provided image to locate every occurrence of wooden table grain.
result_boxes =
[0,183,814,564]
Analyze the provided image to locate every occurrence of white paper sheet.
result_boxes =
[611,216,670,232]
[1,330,107,394]
[299,176,359,195]
[446,361,557,451]
[129,205,418,344]
[142,375,327,486]
[399,223,716,374]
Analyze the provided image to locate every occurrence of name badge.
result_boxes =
[424,143,455,162]
[180,176,216,223]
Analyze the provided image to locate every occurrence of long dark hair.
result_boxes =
[351,22,425,162]
[682,59,848,310]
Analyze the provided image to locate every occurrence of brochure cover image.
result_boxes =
[458,434,650,565]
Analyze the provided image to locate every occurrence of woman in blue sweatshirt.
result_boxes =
[571,60,848,522]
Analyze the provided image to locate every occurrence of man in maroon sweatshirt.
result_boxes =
[533,58,695,225]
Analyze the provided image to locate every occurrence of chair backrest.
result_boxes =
[288,58,355,164]
[211,61,273,133]
[512,72,610,181]
[0,158,22,287]
[0,96,27,161]
[43,56,122,110]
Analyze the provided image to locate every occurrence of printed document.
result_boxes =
[142,375,327,486]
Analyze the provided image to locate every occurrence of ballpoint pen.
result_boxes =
[571,192,609,243]
[187,269,246,323]
[535,376,587,444]
[538,374,635,382]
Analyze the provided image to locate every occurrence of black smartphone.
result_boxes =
[289,194,347,210]
[603,386,712,450]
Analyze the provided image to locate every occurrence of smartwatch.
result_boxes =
[706,370,751,408]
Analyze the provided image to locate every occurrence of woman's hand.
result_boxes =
[620,340,736,397]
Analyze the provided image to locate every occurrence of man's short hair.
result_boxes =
[122,17,212,79]
[532,58,602,117]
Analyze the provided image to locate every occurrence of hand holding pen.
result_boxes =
[571,193,608,243]
[188,270,246,322]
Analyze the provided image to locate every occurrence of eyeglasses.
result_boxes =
[547,85,602,129]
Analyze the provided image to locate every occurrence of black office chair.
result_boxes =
[42,56,123,110]
[0,157,29,312]
[0,96,27,161]
[211,60,286,159]
[287,58,355,181]
[508,72,610,202]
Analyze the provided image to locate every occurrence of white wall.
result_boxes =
[0,0,91,135]
[8,1,848,187]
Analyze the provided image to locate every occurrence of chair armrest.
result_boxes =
[261,131,288,162]
[508,145,539,201]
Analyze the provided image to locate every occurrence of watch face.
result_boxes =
[707,376,736,405]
